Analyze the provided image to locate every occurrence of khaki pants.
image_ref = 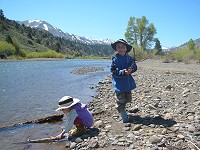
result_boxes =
[115,92,132,112]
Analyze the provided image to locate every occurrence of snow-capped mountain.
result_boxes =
[162,46,170,52]
[162,46,169,50]
[18,19,113,45]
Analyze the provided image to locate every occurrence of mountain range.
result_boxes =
[20,19,188,51]
[0,14,115,57]
[21,19,199,51]
[18,19,113,45]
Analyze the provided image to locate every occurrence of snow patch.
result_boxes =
[30,25,39,28]
[28,19,41,23]
[43,24,48,31]
[162,46,169,50]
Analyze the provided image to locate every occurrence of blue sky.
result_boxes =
[1,0,200,48]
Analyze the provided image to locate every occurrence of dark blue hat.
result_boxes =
[111,39,132,52]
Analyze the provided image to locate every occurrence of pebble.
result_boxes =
[62,60,200,150]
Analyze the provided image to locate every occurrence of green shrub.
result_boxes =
[194,47,200,62]
[173,48,194,63]
[162,51,176,63]
[26,52,38,58]
[130,47,148,61]
[39,50,65,58]
[26,50,65,58]
[0,41,16,55]
[12,37,20,54]
[18,49,28,58]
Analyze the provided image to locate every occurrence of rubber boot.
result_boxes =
[120,110,129,123]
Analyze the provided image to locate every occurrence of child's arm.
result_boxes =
[111,56,127,76]
[128,58,137,73]
[55,109,78,139]
[55,128,66,140]
[131,59,137,72]
[64,109,77,133]
[125,57,137,75]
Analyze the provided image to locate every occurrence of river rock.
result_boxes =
[66,59,200,150]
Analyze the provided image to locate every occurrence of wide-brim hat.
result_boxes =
[55,96,80,111]
[111,39,132,52]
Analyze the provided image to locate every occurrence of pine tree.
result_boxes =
[188,39,195,50]
[5,35,13,44]
[0,9,5,19]
[154,38,162,55]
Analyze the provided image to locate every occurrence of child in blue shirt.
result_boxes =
[110,39,137,123]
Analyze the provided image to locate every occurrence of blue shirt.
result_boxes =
[110,53,137,92]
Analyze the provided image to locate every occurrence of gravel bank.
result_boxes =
[24,59,199,150]
[64,59,200,150]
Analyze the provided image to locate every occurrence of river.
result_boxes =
[0,59,111,150]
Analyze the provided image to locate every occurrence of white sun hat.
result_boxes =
[55,96,80,111]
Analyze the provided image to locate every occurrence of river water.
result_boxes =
[0,59,111,150]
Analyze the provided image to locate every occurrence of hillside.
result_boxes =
[18,19,113,45]
[0,14,114,58]
[169,38,200,51]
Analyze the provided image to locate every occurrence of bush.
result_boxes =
[39,50,65,58]
[194,47,200,62]
[162,51,176,63]
[0,41,16,55]
[26,52,38,58]
[173,48,194,63]
[129,47,148,61]
[18,49,28,58]
[26,50,65,58]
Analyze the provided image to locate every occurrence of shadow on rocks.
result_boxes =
[68,127,100,142]
[129,115,177,127]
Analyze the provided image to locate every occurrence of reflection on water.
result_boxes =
[0,59,110,150]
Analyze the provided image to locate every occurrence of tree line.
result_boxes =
[0,9,114,59]
[124,16,200,63]
[0,9,200,62]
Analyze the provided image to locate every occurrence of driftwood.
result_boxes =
[27,128,66,143]
[27,135,67,143]
[0,114,64,130]
[28,137,59,143]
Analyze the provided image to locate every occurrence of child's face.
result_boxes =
[61,108,70,114]
[116,43,127,56]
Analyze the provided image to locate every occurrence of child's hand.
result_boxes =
[55,134,63,140]
[125,67,132,75]
[55,129,65,140]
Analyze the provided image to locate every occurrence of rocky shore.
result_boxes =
[64,59,200,150]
